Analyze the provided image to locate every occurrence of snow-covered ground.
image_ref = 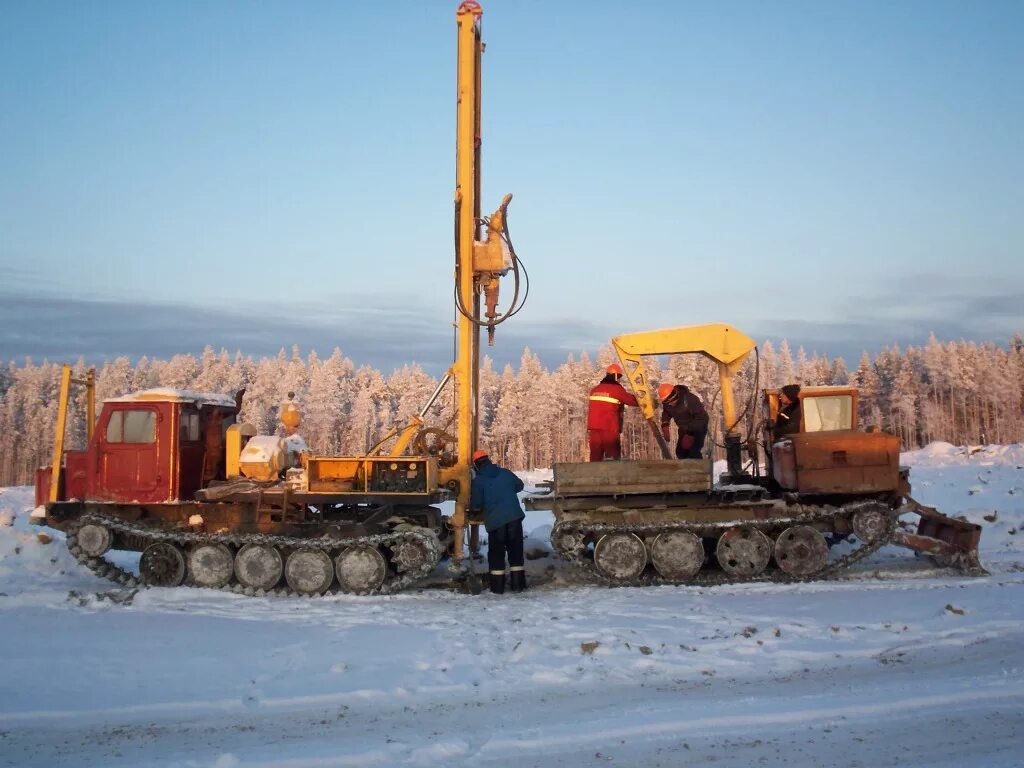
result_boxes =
[2,443,1023,767]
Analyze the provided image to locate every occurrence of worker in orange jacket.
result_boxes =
[587,363,639,461]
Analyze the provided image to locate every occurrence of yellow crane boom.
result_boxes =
[611,323,756,476]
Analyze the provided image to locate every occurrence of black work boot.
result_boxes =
[510,569,527,593]
[489,572,506,594]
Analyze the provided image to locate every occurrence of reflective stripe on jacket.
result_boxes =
[587,381,639,432]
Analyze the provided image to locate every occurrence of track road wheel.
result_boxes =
[650,531,704,580]
[774,526,828,577]
[390,537,433,574]
[189,543,235,588]
[716,526,772,578]
[140,542,187,587]
[285,548,334,595]
[852,503,891,544]
[335,545,388,594]
[77,523,112,557]
[551,526,586,559]
[594,532,647,581]
[234,543,284,590]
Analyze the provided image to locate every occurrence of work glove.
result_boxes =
[680,433,695,451]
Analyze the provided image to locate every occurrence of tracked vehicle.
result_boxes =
[31,0,525,596]
[528,324,984,585]
[33,382,455,595]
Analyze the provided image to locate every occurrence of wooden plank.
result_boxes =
[553,459,711,497]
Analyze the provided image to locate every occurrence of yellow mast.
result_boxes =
[450,0,484,566]
[449,0,518,568]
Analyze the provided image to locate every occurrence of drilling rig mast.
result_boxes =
[449,0,522,568]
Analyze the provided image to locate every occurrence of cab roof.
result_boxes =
[765,385,857,397]
[105,388,239,409]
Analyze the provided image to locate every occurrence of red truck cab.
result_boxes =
[36,389,239,507]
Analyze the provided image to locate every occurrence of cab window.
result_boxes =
[106,409,157,444]
[802,395,853,432]
[180,410,201,442]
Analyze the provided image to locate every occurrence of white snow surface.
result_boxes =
[1,443,1023,767]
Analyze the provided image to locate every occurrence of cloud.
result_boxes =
[0,291,596,374]
[755,274,1023,362]
[2,269,1018,375]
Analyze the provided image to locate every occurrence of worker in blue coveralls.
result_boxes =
[469,449,527,594]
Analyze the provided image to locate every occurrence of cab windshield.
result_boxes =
[802,395,853,432]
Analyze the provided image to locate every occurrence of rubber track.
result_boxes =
[66,513,442,597]
[552,499,900,588]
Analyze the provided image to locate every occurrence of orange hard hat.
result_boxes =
[606,363,623,375]
[471,449,489,463]
[658,383,675,401]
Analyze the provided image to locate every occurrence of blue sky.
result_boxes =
[1,0,1021,374]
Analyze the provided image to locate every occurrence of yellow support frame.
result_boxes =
[48,364,96,503]
[611,323,757,458]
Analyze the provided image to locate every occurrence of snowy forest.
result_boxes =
[2,334,1023,487]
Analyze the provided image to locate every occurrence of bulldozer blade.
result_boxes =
[896,496,988,575]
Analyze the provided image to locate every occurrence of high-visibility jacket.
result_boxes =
[587,380,639,433]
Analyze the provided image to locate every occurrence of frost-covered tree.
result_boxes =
[758,341,780,390]
[829,357,849,386]
[276,345,309,408]
[477,356,501,438]
[95,356,134,403]
[776,340,796,385]
[160,353,201,390]
[851,352,883,429]
[303,348,354,454]
[344,366,387,453]
[241,354,286,434]
[795,347,814,385]
[488,363,523,466]
[193,347,239,395]
[2,331,1023,483]
[889,348,919,446]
